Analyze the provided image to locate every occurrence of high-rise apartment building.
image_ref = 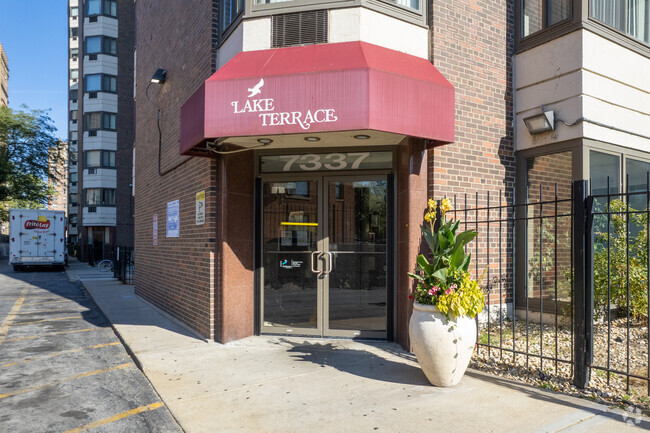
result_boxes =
[0,41,8,107]
[67,0,135,261]
[47,142,69,213]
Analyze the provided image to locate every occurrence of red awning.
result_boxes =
[180,41,454,156]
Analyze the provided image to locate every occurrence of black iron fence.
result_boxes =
[111,245,134,285]
[446,180,649,396]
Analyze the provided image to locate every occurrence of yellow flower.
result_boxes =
[424,212,433,222]
[427,198,436,211]
[440,198,453,217]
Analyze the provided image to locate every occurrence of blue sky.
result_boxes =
[0,0,68,140]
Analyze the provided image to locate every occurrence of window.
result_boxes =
[103,113,116,130]
[103,37,117,55]
[71,48,79,61]
[86,0,101,15]
[85,112,116,131]
[70,131,78,142]
[70,173,78,183]
[102,150,116,167]
[86,74,117,93]
[102,189,116,205]
[103,75,117,92]
[85,150,101,167]
[85,150,116,168]
[85,188,116,206]
[70,27,78,38]
[522,0,572,37]
[71,6,79,17]
[70,193,78,205]
[85,188,101,205]
[86,74,101,91]
[70,89,78,102]
[626,158,650,210]
[86,0,117,17]
[590,150,620,195]
[70,110,78,121]
[590,0,650,45]
[84,36,117,56]
[70,69,79,80]
[103,0,117,16]
[222,0,244,29]
[86,36,101,54]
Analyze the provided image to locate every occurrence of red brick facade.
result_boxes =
[134,0,515,346]
[134,0,218,339]
[427,0,515,306]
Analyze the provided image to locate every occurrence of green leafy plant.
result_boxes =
[593,199,648,321]
[408,198,485,318]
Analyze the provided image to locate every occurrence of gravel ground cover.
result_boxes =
[471,318,650,415]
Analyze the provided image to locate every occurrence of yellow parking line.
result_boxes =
[12,316,83,326]
[1,342,121,368]
[2,328,97,343]
[63,402,164,433]
[15,308,89,315]
[0,286,30,347]
[0,363,132,400]
[22,299,78,306]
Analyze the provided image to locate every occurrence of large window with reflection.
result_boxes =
[522,0,572,37]
[590,0,650,45]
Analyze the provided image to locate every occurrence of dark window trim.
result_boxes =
[83,187,117,207]
[517,0,650,58]
[83,149,117,168]
[84,0,117,18]
[84,73,118,94]
[83,35,118,57]
[220,2,426,47]
[84,112,117,131]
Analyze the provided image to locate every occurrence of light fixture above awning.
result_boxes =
[180,41,455,156]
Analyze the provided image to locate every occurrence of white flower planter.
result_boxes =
[409,301,477,387]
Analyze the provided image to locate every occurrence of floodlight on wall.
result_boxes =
[150,68,167,84]
[523,110,555,135]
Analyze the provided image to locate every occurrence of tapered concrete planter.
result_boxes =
[409,301,477,387]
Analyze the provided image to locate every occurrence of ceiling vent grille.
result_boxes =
[272,10,328,48]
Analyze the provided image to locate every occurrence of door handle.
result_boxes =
[323,252,333,275]
[310,250,322,274]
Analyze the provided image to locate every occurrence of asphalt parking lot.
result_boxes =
[0,262,182,433]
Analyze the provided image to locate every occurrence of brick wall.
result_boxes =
[428,0,516,306]
[116,0,135,247]
[134,0,218,339]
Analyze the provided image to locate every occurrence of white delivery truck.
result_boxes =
[9,209,68,271]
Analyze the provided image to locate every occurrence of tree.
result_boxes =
[0,106,64,222]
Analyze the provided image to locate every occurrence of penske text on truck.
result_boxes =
[9,209,67,271]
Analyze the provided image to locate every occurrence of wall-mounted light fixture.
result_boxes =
[304,137,320,142]
[150,68,167,84]
[354,134,370,140]
[523,110,555,135]
[257,138,273,144]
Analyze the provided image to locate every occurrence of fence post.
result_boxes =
[573,180,593,388]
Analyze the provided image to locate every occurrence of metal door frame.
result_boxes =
[257,172,393,339]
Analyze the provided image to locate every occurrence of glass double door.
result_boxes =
[260,175,389,338]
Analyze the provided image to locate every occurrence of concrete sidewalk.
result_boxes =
[66,259,650,433]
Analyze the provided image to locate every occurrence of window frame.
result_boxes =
[84,73,117,93]
[221,0,427,42]
[85,0,117,18]
[84,188,116,206]
[84,150,117,168]
[516,0,650,57]
[84,35,117,56]
[84,112,117,131]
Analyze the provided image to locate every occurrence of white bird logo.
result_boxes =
[247,78,264,98]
